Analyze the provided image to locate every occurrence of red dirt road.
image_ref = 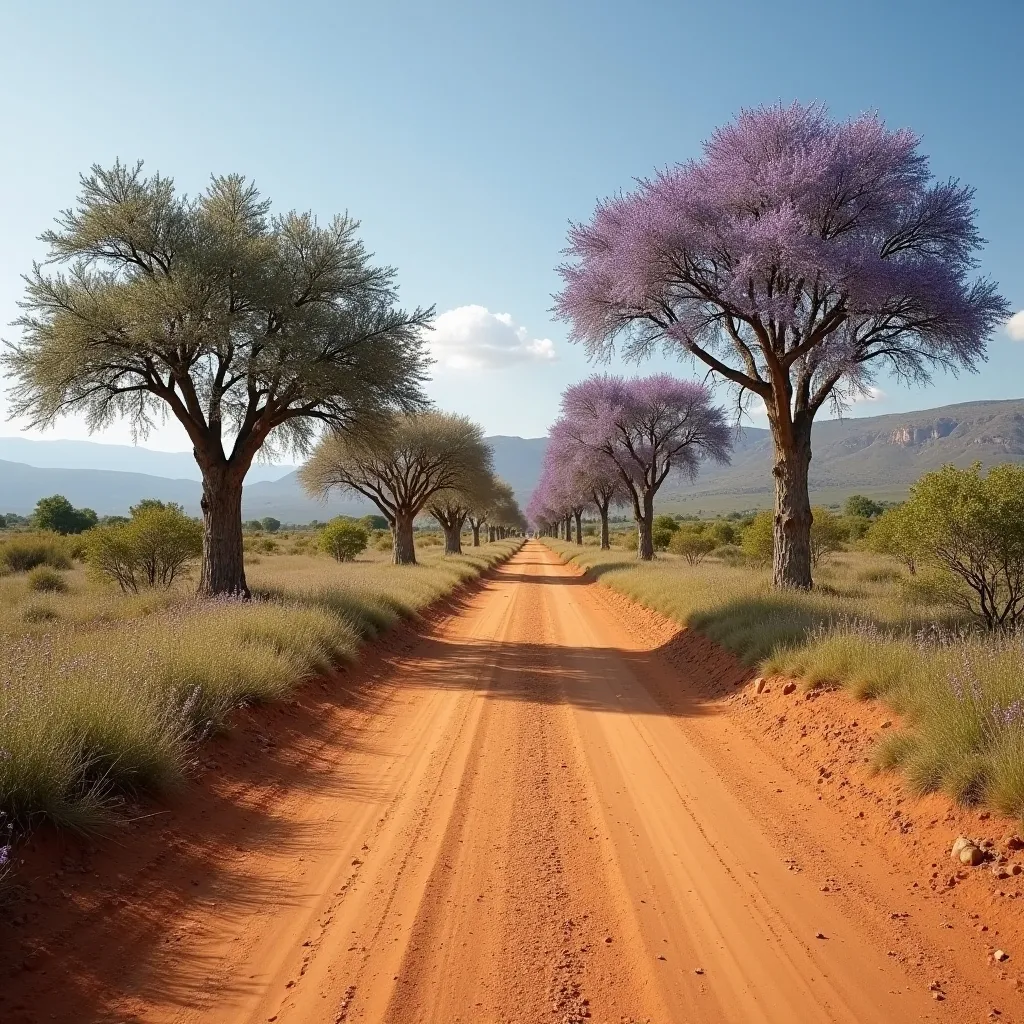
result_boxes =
[4,541,1023,1022]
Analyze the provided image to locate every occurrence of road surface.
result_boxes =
[127,540,936,1024]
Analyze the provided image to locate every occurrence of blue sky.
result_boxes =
[0,0,1020,452]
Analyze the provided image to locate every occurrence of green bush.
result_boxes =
[741,509,774,563]
[0,534,73,572]
[653,514,679,535]
[668,530,716,565]
[809,506,844,567]
[318,519,369,562]
[27,566,68,593]
[260,517,281,534]
[739,507,843,567]
[844,494,884,519]
[890,463,1024,630]
[87,503,202,592]
[652,527,675,551]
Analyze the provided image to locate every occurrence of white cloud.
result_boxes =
[1007,311,1024,342]
[428,305,556,370]
[852,386,885,404]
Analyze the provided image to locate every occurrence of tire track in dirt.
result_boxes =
[4,542,982,1022]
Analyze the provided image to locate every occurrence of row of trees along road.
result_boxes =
[554,103,1009,588]
[300,411,525,564]
[529,374,731,560]
[3,163,432,596]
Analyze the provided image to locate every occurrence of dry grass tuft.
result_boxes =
[545,539,1024,819]
[0,541,520,831]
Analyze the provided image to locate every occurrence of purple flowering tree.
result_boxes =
[558,374,730,560]
[546,418,625,549]
[555,103,1009,587]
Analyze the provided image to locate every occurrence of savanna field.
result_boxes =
[544,515,1024,821]
[0,528,521,840]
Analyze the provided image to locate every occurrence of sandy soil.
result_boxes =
[3,540,1024,1023]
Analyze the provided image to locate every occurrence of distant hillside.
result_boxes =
[3,403,1021,519]
[660,398,1024,513]
[0,434,549,520]
[0,436,296,483]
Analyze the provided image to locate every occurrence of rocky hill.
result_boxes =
[660,398,1024,512]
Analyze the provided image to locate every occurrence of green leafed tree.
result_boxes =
[843,494,885,519]
[300,411,492,565]
[4,162,431,596]
[260,517,281,534]
[895,463,1024,630]
[33,494,97,535]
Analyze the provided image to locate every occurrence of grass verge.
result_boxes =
[543,539,1024,820]
[0,540,521,832]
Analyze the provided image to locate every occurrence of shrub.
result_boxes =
[27,566,69,593]
[652,527,675,551]
[33,494,98,535]
[653,515,679,535]
[708,520,737,546]
[809,506,844,567]
[668,530,716,565]
[318,519,369,562]
[844,494,884,519]
[87,504,202,592]
[741,510,774,563]
[22,603,59,623]
[0,534,73,572]
[867,503,918,574]
[739,507,842,567]
[895,463,1024,630]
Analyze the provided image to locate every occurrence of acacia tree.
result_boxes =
[428,455,496,556]
[559,374,730,560]
[467,477,515,546]
[555,103,1008,587]
[4,162,430,596]
[300,411,491,564]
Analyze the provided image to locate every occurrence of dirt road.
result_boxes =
[8,540,1013,1022]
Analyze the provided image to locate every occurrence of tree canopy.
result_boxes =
[300,411,492,564]
[4,162,431,594]
[554,103,1008,587]
[553,374,730,559]
[33,494,97,535]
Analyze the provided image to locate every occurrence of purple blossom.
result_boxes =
[554,103,1008,585]
[533,374,730,558]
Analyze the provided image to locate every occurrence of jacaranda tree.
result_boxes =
[555,103,1008,587]
[545,418,625,549]
[558,374,730,560]
[4,162,431,596]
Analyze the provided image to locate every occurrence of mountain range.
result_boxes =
[0,435,548,522]
[0,399,1022,520]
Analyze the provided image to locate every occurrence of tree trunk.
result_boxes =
[469,520,481,546]
[573,511,583,545]
[599,503,610,550]
[442,521,463,555]
[392,512,417,565]
[771,420,813,589]
[636,492,655,561]
[199,469,248,597]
